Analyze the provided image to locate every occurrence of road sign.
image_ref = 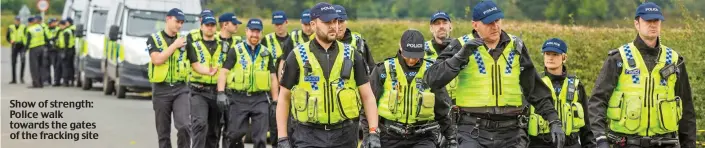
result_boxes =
[37,0,49,12]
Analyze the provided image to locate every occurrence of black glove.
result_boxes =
[447,139,458,148]
[277,137,292,148]
[454,38,484,59]
[216,91,230,110]
[549,120,565,148]
[363,133,381,148]
[596,140,610,148]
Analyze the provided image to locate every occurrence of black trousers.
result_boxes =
[190,87,223,148]
[42,48,57,84]
[380,128,437,148]
[222,92,269,148]
[529,134,581,148]
[292,122,359,148]
[152,83,191,148]
[10,43,26,82]
[457,124,529,148]
[269,103,278,147]
[28,46,45,87]
[60,48,75,83]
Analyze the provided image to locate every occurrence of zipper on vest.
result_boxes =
[494,64,500,106]
[405,84,412,123]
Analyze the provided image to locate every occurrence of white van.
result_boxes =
[103,0,201,98]
[74,0,113,90]
[61,0,86,23]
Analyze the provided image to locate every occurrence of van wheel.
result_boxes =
[81,72,92,90]
[103,75,115,95]
[116,78,127,99]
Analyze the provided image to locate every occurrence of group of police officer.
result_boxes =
[7,15,76,88]
[144,1,695,148]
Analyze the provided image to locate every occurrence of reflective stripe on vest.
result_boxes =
[226,43,272,92]
[190,39,226,84]
[528,76,585,136]
[290,41,360,124]
[27,25,46,49]
[265,33,284,62]
[607,43,681,136]
[455,34,522,107]
[147,32,189,83]
[378,58,435,124]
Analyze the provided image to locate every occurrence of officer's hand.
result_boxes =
[596,140,610,148]
[216,91,230,110]
[447,139,458,148]
[173,37,186,48]
[276,137,292,148]
[364,133,381,148]
[549,121,565,148]
[454,38,484,59]
[208,67,218,76]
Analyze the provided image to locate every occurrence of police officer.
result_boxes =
[25,16,50,89]
[146,8,191,148]
[275,3,380,148]
[588,2,696,148]
[291,9,314,47]
[187,14,224,148]
[188,9,214,44]
[425,1,565,147]
[333,5,374,74]
[56,20,76,87]
[426,11,453,59]
[528,38,593,148]
[218,13,243,46]
[217,18,278,148]
[262,10,294,77]
[7,16,27,84]
[368,29,457,148]
[43,18,60,85]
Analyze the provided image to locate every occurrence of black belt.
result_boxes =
[155,81,185,86]
[382,119,439,136]
[226,89,267,96]
[533,133,581,146]
[458,113,522,129]
[607,132,679,147]
[296,119,356,130]
[190,83,217,93]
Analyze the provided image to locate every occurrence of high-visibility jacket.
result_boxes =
[290,41,360,124]
[424,40,459,100]
[378,57,436,124]
[226,43,273,92]
[264,33,290,62]
[290,30,313,46]
[454,34,523,108]
[528,75,585,136]
[26,24,47,49]
[147,32,190,83]
[190,38,228,84]
[606,43,681,136]
[8,24,26,43]
[56,28,75,48]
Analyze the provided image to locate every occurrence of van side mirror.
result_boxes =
[108,25,121,41]
[75,24,85,37]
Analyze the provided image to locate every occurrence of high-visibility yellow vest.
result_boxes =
[56,28,75,48]
[8,24,26,43]
[189,38,227,84]
[46,27,59,40]
[528,76,585,136]
[214,32,243,45]
[290,41,360,124]
[189,29,202,41]
[147,32,190,83]
[424,40,439,59]
[606,43,681,136]
[27,24,46,49]
[455,34,523,108]
[264,33,287,62]
[291,30,313,46]
[226,43,272,92]
[378,57,436,124]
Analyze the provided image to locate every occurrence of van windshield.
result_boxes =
[90,10,108,34]
[73,10,82,22]
[126,9,198,37]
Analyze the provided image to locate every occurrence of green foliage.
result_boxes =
[1,0,65,15]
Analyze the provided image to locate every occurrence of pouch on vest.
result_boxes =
[341,58,353,79]
[658,96,681,131]
[388,89,400,114]
[659,63,677,80]
[528,112,539,136]
[337,88,360,119]
[607,92,623,120]
[149,63,169,82]
[623,96,642,131]
[562,103,573,135]
[254,70,271,91]
[572,102,585,131]
[417,91,435,119]
[292,87,309,112]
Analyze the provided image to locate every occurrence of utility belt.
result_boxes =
[189,83,217,93]
[607,132,679,147]
[531,133,580,146]
[225,89,267,97]
[295,118,356,131]
[154,81,186,87]
[381,119,439,137]
[458,111,527,129]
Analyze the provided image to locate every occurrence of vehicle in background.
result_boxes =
[73,0,113,90]
[103,0,201,98]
